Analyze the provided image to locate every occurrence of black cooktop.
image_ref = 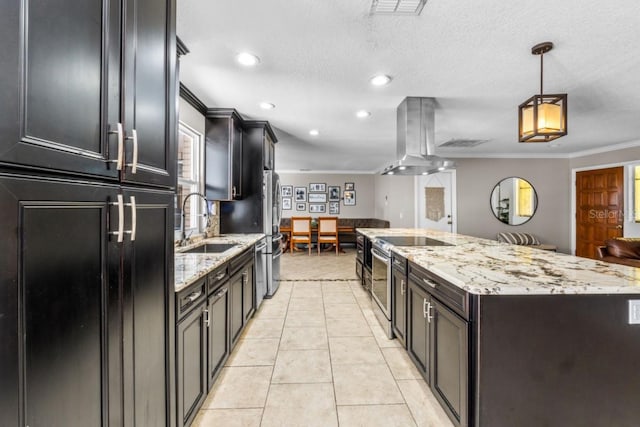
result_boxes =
[377,236,453,247]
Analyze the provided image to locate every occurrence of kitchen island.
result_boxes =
[357,228,640,427]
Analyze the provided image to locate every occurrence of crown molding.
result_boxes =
[179,83,207,115]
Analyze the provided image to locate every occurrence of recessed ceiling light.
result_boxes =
[356,110,371,118]
[260,102,275,110]
[438,167,446,171]
[387,171,395,175]
[398,166,407,171]
[236,52,260,67]
[422,172,428,175]
[309,129,319,136]
[370,74,392,86]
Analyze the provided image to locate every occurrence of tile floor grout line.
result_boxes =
[322,279,341,427]
[258,279,293,426]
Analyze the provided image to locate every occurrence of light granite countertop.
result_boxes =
[357,228,640,296]
[175,234,265,292]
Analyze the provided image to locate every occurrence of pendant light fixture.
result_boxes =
[518,42,567,143]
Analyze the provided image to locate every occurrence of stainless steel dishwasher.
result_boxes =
[254,238,268,309]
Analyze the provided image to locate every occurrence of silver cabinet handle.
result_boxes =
[126,129,139,173]
[214,287,229,299]
[400,279,405,295]
[110,194,125,242]
[108,123,124,170]
[187,291,202,302]
[232,186,237,198]
[423,298,428,319]
[422,277,437,289]
[123,196,137,241]
[204,308,210,327]
[215,272,227,281]
[427,302,433,323]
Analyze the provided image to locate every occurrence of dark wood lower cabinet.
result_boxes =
[229,270,244,346]
[407,280,430,376]
[176,303,207,427]
[207,283,229,389]
[431,299,468,426]
[407,270,468,427]
[391,256,407,347]
[242,260,255,323]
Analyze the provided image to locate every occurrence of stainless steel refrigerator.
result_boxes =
[220,170,282,305]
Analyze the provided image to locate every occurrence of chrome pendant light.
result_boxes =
[518,42,567,143]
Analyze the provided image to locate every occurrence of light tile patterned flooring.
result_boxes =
[192,249,454,427]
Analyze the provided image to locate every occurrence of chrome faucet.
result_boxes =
[181,192,210,245]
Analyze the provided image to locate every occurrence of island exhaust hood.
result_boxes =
[381,97,455,175]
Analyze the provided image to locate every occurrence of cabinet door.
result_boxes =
[0,0,121,180]
[176,305,206,427]
[122,187,174,426]
[207,285,229,390]
[407,280,430,379]
[122,0,176,188]
[229,271,244,346]
[243,261,255,322]
[392,267,407,346]
[231,119,243,198]
[431,299,468,427]
[0,174,121,426]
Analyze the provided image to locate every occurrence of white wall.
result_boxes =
[373,175,416,227]
[277,173,375,218]
[178,98,205,134]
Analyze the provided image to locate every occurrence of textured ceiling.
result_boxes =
[177,0,640,172]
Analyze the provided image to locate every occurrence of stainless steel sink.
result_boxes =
[182,243,236,254]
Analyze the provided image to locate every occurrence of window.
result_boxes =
[176,123,205,238]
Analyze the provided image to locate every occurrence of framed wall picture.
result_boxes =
[345,182,355,191]
[328,186,340,201]
[308,193,327,203]
[343,190,356,206]
[329,201,340,214]
[309,183,326,192]
[309,204,326,213]
[294,186,307,202]
[296,203,306,211]
[282,198,292,210]
[281,185,293,197]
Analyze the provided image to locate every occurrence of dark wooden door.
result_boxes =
[0,0,121,180]
[391,266,407,346]
[121,0,176,188]
[229,270,244,346]
[431,299,468,427]
[0,173,121,426]
[176,304,206,427]
[576,167,624,258]
[207,285,230,390]
[407,280,430,378]
[243,260,255,322]
[121,187,173,426]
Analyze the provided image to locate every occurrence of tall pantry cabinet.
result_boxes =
[0,1,177,426]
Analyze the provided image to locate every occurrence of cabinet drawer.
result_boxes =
[207,264,229,294]
[177,278,207,320]
[229,248,253,275]
[392,254,407,273]
[408,263,469,320]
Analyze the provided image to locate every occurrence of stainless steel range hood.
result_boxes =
[381,97,455,175]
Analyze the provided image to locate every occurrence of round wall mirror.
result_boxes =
[490,177,538,225]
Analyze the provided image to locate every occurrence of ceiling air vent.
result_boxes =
[370,0,428,15]
[439,139,490,148]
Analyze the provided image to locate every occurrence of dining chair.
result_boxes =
[290,216,312,255]
[317,216,339,255]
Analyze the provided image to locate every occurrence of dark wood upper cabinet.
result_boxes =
[205,109,243,200]
[243,121,277,171]
[0,0,176,188]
